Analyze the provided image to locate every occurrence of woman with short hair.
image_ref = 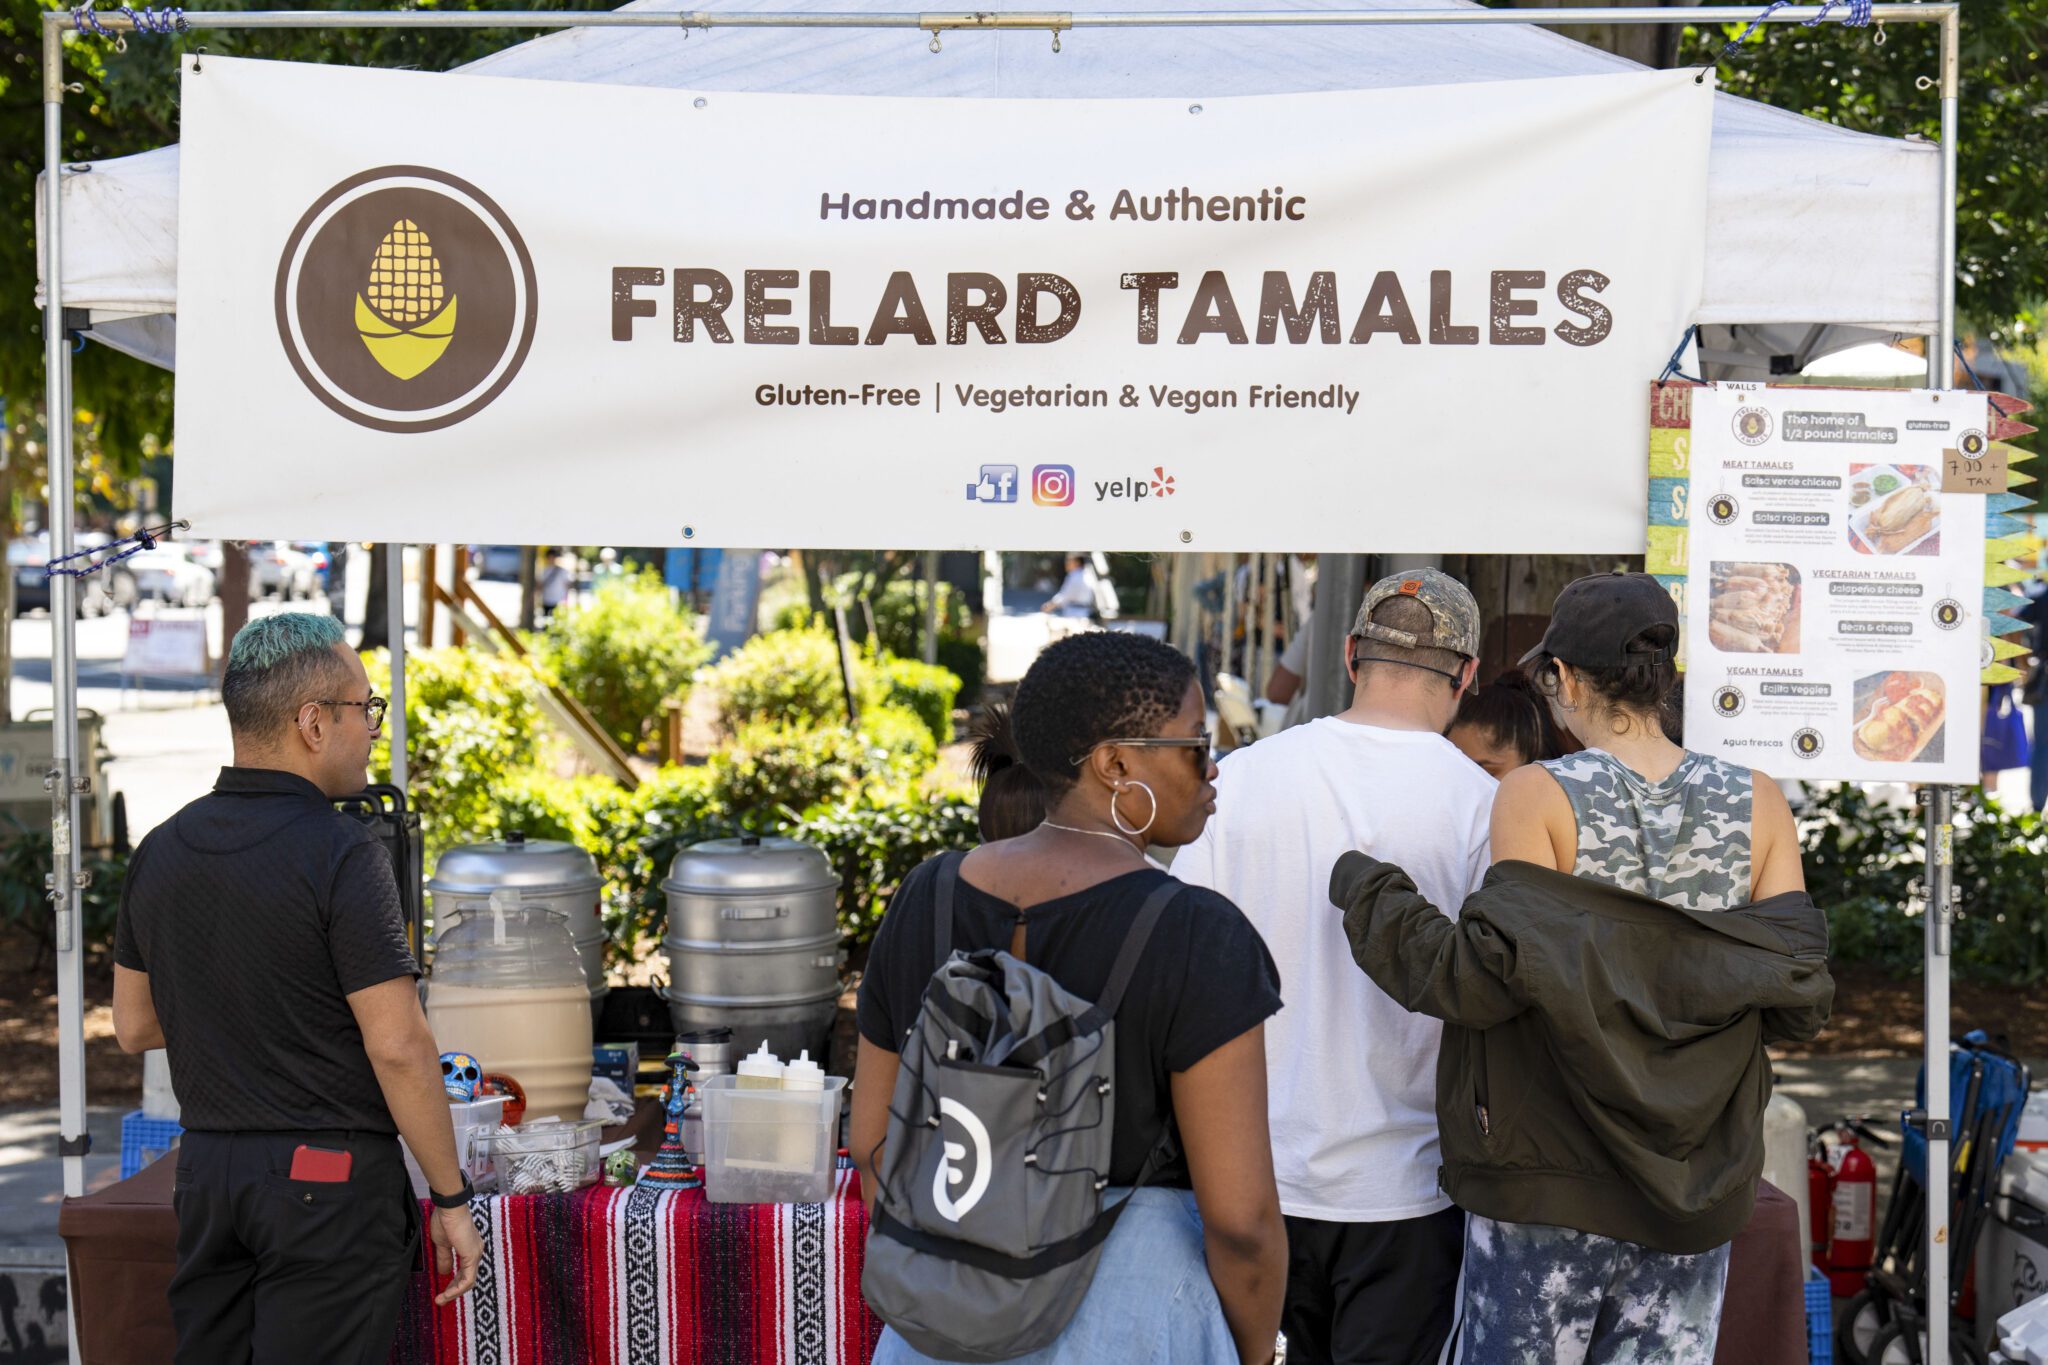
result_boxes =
[854,630,1288,1365]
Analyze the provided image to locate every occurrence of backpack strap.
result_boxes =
[1089,875,1181,1021]
[932,849,967,973]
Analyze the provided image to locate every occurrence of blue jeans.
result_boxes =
[871,1187,1237,1365]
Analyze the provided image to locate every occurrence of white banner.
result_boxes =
[175,58,1712,551]
[1679,384,1989,784]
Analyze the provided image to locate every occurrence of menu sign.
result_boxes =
[1658,382,1990,784]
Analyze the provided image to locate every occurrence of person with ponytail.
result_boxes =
[967,705,1048,842]
[1331,572,1830,1365]
[854,631,1287,1364]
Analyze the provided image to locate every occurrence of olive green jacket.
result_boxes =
[1330,854,1833,1254]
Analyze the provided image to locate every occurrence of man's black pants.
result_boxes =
[170,1130,421,1365]
[1281,1206,1466,1365]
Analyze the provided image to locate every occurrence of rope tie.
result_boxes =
[1698,0,1875,83]
[43,520,189,578]
[1657,324,1704,387]
[71,2,186,41]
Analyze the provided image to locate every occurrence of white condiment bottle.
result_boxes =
[781,1051,824,1091]
[736,1040,784,1089]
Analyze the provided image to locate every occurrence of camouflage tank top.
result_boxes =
[1538,749,1753,911]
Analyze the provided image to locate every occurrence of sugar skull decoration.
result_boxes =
[440,1052,482,1103]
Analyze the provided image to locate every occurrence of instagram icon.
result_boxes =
[1032,464,1076,507]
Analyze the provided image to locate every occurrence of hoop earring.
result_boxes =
[1110,781,1157,839]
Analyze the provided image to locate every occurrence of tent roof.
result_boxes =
[42,0,1940,372]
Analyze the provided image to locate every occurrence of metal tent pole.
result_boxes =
[387,543,408,790]
[42,15,88,1211]
[46,3,1959,33]
[1919,12,1961,1362]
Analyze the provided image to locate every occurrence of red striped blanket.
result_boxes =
[391,1169,881,1365]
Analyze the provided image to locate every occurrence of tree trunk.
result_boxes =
[518,546,539,631]
[0,456,15,724]
[799,551,827,622]
[360,544,389,651]
[218,544,252,681]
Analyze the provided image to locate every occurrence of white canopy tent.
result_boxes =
[32,6,1972,1364]
[41,0,1941,375]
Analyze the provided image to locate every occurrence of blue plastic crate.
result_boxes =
[120,1109,184,1180]
[1804,1266,1833,1365]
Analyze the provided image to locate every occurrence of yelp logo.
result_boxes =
[1095,466,1177,503]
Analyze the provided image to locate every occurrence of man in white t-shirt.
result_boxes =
[1174,568,1496,1365]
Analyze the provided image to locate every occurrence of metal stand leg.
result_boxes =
[1921,785,1955,1365]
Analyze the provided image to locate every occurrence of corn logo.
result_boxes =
[275,167,536,433]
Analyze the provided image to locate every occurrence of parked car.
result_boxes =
[291,543,334,592]
[249,542,318,599]
[9,533,132,616]
[126,546,217,608]
[470,545,524,582]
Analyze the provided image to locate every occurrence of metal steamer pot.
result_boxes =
[659,835,842,1064]
[427,834,608,1007]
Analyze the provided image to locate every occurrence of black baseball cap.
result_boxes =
[1520,571,1678,670]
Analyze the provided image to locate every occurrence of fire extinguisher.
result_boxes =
[1807,1137,1836,1275]
[1826,1122,1879,1297]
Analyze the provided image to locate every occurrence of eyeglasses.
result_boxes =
[312,696,388,730]
[1072,732,1213,766]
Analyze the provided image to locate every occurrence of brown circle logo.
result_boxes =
[275,167,537,433]
[1732,406,1772,446]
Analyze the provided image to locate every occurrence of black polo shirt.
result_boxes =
[115,767,419,1133]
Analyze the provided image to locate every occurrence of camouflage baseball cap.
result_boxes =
[1351,568,1482,658]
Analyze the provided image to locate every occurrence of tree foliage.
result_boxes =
[0,0,623,477]
[1681,3,2047,340]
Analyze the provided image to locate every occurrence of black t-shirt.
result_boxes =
[114,767,419,1133]
[856,855,1283,1187]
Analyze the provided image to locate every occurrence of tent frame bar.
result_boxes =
[35,3,1957,32]
[39,6,1963,1363]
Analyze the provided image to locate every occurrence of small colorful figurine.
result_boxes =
[638,1050,702,1189]
[604,1150,638,1187]
[440,1052,482,1103]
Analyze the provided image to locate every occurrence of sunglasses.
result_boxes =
[1072,732,1214,767]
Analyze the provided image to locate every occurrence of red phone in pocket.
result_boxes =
[289,1145,353,1183]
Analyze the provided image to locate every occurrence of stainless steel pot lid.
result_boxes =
[427,832,602,895]
[660,834,838,896]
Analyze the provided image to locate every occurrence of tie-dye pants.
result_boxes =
[1447,1213,1731,1365]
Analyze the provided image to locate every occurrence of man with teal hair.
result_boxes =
[112,613,482,1362]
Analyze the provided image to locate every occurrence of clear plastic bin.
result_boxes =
[487,1118,604,1194]
[402,1094,507,1197]
[699,1074,846,1205]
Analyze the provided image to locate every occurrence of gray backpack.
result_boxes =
[862,852,1181,1362]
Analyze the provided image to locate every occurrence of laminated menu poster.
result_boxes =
[1653,382,1991,784]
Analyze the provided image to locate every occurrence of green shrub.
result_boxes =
[935,638,987,705]
[531,568,712,755]
[709,627,878,730]
[0,816,124,956]
[770,601,819,633]
[850,577,973,660]
[613,765,725,960]
[793,786,981,947]
[1798,784,2048,986]
[860,703,939,776]
[879,657,962,744]
[487,772,622,850]
[367,648,545,860]
[704,720,870,824]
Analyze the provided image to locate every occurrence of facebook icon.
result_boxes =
[966,465,1020,504]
